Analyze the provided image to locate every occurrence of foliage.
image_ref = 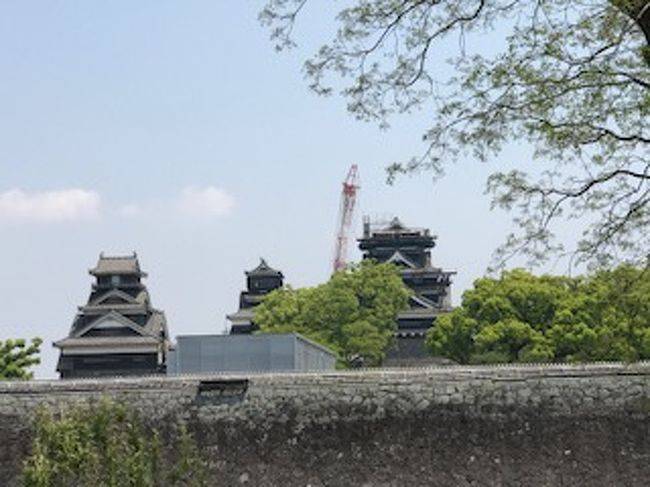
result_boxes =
[260,0,650,268]
[426,265,650,363]
[22,399,208,487]
[0,338,42,379]
[255,260,410,366]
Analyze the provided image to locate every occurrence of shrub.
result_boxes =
[22,399,209,487]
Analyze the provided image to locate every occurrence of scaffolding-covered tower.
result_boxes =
[358,217,455,365]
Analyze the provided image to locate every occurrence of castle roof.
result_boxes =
[360,216,434,241]
[386,250,418,269]
[66,307,168,339]
[245,258,283,278]
[388,216,406,231]
[54,335,161,350]
[226,308,254,322]
[90,253,146,276]
[60,253,168,345]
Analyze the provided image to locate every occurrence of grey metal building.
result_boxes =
[167,333,336,374]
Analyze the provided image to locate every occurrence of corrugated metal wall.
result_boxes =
[168,333,335,374]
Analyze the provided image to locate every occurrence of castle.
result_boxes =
[358,217,455,365]
[54,254,170,378]
[54,218,453,377]
[226,258,284,334]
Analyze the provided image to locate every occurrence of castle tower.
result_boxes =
[227,258,284,334]
[54,253,170,378]
[358,217,455,365]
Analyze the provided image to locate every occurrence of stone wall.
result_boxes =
[2,363,650,486]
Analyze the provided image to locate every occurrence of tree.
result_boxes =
[254,260,410,366]
[260,1,650,268]
[425,265,650,363]
[22,399,208,487]
[0,338,42,379]
[473,318,554,363]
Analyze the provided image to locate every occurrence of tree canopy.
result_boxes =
[254,260,410,366]
[0,337,41,379]
[261,0,650,268]
[426,265,650,363]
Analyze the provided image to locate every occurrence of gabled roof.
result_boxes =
[386,250,418,269]
[73,311,154,339]
[88,288,138,306]
[143,310,168,338]
[89,253,147,276]
[245,258,283,277]
[134,289,150,305]
[80,303,148,315]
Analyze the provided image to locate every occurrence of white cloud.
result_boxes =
[175,186,235,218]
[0,188,101,223]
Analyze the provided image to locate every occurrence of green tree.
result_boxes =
[473,319,554,363]
[261,1,650,268]
[22,399,208,487]
[426,265,650,363]
[255,260,410,366]
[426,309,478,364]
[551,264,650,361]
[0,338,42,379]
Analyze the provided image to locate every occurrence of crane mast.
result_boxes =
[333,164,360,273]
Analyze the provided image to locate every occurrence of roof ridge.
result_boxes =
[99,254,137,260]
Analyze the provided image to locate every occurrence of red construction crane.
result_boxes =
[333,164,360,273]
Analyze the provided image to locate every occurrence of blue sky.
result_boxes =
[0,2,556,377]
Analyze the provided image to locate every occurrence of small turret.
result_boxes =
[227,258,284,334]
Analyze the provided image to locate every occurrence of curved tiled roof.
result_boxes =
[89,253,147,276]
[245,258,283,277]
[54,336,160,348]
